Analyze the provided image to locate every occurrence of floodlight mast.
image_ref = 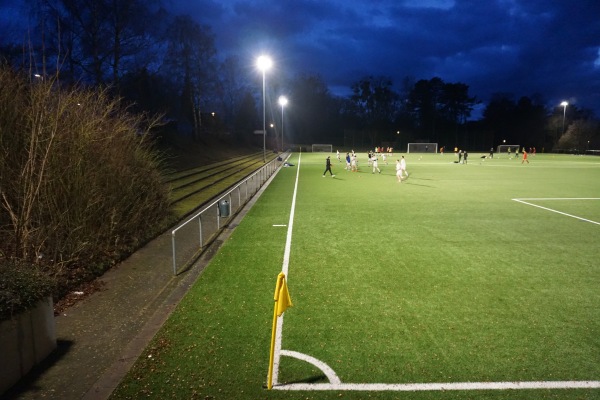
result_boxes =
[560,101,568,135]
[257,55,272,163]
[278,96,288,152]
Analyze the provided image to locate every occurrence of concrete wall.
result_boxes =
[0,297,56,395]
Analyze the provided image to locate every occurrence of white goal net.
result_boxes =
[407,143,438,153]
[496,145,521,155]
[312,144,333,153]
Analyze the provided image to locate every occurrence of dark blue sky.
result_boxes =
[167,0,600,116]
[2,0,599,116]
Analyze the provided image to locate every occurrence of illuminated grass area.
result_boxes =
[111,153,600,400]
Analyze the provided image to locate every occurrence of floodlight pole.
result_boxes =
[262,70,267,163]
[257,55,272,163]
[561,101,568,135]
[278,96,287,152]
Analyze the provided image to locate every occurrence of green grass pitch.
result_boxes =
[111,152,600,400]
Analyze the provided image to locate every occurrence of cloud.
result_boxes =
[130,0,600,115]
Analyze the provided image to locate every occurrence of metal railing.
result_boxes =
[170,155,285,275]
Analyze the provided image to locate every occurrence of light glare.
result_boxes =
[257,55,272,71]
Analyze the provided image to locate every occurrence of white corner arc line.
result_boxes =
[512,198,600,225]
[271,153,302,386]
[279,350,341,385]
[273,381,600,391]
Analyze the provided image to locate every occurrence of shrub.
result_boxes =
[0,66,172,298]
[0,259,56,322]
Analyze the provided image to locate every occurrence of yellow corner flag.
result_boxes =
[275,272,293,316]
[267,272,293,389]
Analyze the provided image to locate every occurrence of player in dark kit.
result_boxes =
[323,156,335,177]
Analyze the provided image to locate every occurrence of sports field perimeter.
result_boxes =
[112,152,600,400]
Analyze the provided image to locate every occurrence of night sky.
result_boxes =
[2,0,599,116]
[166,0,600,116]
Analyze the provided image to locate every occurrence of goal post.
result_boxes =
[407,143,438,153]
[311,144,333,153]
[496,145,521,154]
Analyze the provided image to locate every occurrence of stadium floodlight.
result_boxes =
[257,55,273,163]
[278,96,287,152]
[561,101,568,134]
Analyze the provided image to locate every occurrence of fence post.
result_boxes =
[198,214,203,248]
[171,231,177,275]
[217,202,220,230]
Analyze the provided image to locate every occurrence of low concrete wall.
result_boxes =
[0,297,56,395]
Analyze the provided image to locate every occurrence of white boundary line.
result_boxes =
[512,198,600,225]
[515,198,600,200]
[271,171,600,392]
[274,352,600,392]
[271,153,302,386]
[274,381,600,391]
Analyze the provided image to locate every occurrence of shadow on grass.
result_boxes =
[279,374,328,385]
[403,181,435,188]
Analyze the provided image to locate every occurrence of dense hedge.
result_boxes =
[0,66,173,309]
[0,259,55,321]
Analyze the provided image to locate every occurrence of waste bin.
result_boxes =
[218,200,230,218]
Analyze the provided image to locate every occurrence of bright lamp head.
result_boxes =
[257,55,272,71]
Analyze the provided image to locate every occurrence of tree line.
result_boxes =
[2,0,598,152]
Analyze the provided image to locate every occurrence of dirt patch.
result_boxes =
[53,279,106,315]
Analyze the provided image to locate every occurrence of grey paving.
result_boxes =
[4,170,274,400]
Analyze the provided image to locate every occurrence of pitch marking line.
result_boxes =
[274,351,600,392]
[280,350,341,384]
[271,153,302,386]
[272,171,600,392]
[512,198,600,225]
[274,381,600,391]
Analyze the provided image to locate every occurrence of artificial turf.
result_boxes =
[111,152,600,400]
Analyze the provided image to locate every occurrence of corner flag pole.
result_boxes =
[267,272,292,389]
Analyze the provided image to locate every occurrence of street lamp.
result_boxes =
[560,101,568,134]
[257,55,272,163]
[278,96,288,152]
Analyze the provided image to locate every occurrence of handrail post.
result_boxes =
[217,202,220,230]
[199,214,203,248]
[171,231,177,275]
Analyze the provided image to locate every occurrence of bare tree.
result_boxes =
[350,76,399,145]
[161,15,217,140]
[25,0,158,85]
[557,119,600,152]
[216,56,253,135]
